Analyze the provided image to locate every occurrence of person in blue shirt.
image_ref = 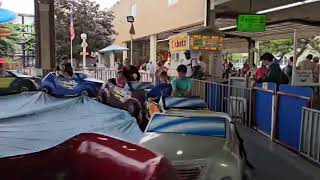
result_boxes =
[147,71,172,100]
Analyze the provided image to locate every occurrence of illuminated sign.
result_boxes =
[237,14,266,32]
[190,35,223,51]
[169,35,188,52]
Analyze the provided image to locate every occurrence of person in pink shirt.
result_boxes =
[116,71,127,88]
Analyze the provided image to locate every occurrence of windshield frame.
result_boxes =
[145,113,228,138]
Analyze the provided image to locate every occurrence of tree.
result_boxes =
[259,37,320,60]
[54,0,115,63]
[259,39,293,58]
[0,23,36,57]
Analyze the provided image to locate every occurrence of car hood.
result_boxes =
[84,77,104,84]
[140,133,232,161]
[140,133,243,180]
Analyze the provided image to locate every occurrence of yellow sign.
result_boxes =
[0,77,15,88]
[190,35,223,51]
[169,35,188,52]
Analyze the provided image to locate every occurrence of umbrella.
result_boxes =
[0,58,7,63]
[99,44,129,53]
[0,8,16,23]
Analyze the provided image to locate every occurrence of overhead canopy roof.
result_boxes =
[216,1,320,41]
[215,0,305,18]
[99,44,128,53]
[224,20,320,41]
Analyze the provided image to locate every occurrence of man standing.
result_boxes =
[182,50,198,78]
[259,53,289,85]
[283,57,294,82]
[297,54,314,71]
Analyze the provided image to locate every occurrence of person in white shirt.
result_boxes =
[146,61,152,72]
[164,59,171,69]
[182,50,198,78]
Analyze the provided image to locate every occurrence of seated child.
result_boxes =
[116,71,127,88]
[147,71,172,99]
[171,65,192,97]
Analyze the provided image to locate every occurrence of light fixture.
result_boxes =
[257,0,320,14]
[219,25,237,31]
[176,150,183,155]
[127,16,135,23]
[220,163,228,167]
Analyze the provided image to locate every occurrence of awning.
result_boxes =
[0,8,16,23]
[99,44,128,53]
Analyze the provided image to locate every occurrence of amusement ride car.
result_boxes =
[0,70,40,95]
[41,72,104,97]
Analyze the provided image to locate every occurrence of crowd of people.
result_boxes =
[113,50,198,101]
[223,52,320,85]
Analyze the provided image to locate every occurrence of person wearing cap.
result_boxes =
[122,58,140,81]
[182,50,198,78]
[171,64,193,97]
[258,52,288,84]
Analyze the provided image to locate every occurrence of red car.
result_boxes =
[0,133,178,180]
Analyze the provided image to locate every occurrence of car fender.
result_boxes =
[10,78,36,91]
[100,87,111,99]
[126,97,142,109]
[78,83,97,96]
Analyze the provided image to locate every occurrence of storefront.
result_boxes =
[168,32,223,76]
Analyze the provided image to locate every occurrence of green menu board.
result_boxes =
[237,14,266,32]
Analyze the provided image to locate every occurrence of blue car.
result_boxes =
[40,72,104,97]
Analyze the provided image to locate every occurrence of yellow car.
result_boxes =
[0,70,40,95]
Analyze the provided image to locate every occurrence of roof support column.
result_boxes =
[122,42,128,60]
[109,52,115,69]
[150,34,157,65]
[35,0,55,70]
[254,41,260,66]
[248,38,255,65]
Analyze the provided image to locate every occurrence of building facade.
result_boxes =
[111,0,207,65]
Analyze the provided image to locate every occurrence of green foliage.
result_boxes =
[0,23,35,57]
[54,0,116,62]
[259,39,293,56]
[259,37,320,58]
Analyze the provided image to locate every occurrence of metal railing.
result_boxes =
[191,79,253,126]
[90,68,153,83]
[18,67,154,83]
[300,107,320,165]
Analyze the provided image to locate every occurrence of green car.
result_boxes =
[0,70,40,95]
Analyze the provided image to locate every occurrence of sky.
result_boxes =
[1,0,119,15]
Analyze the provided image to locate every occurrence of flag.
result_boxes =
[70,14,75,41]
